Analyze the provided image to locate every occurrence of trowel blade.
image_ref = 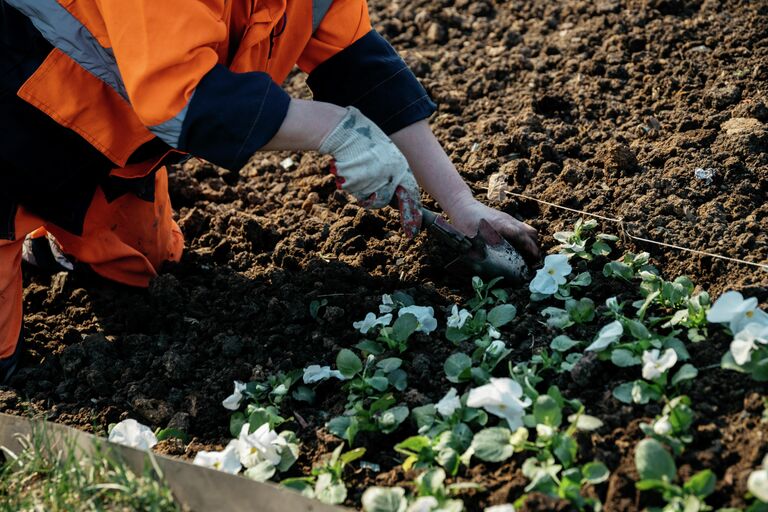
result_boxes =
[464,219,531,282]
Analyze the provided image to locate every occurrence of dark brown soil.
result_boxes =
[2,0,767,510]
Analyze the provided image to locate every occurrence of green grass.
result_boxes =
[0,423,180,511]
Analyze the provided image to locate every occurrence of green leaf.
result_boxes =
[470,427,515,462]
[327,416,359,445]
[542,307,573,329]
[570,272,593,287]
[603,261,634,281]
[361,487,406,512]
[394,436,432,455]
[446,327,470,344]
[566,297,596,323]
[551,335,580,352]
[627,320,651,340]
[612,382,634,404]
[569,414,604,431]
[366,376,390,392]
[671,363,698,386]
[554,435,578,467]
[377,358,403,373]
[392,314,418,342]
[314,473,347,505]
[534,395,562,427]
[230,412,247,437]
[591,239,612,256]
[391,291,415,307]
[281,477,315,497]
[444,353,472,383]
[377,406,409,434]
[387,369,408,392]
[292,385,315,403]
[411,405,437,432]
[635,438,676,482]
[611,349,641,367]
[417,468,447,496]
[336,349,362,378]
[244,460,277,482]
[684,469,716,497]
[156,428,189,443]
[488,304,517,328]
[356,340,385,355]
[340,447,366,465]
[582,461,610,484]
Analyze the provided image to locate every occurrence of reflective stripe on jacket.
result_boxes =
[4,0,371,171]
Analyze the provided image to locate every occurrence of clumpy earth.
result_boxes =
[2,0,767,510]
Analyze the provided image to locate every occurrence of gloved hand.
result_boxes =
[319,107,422,238]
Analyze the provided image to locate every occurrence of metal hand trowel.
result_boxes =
[420,208,531,282]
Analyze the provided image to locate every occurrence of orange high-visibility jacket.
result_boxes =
[3,0,436,175]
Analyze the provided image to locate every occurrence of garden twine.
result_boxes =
[508,192,768,273]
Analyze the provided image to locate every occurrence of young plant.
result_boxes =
[602,251,656,281]
[281,444,366,505]
[553,218,618,261]
[443,337,513,385]
[612,348,698,405]
[361,468,475,512]
[354,294,436,354]
[466,386,607,511]
[639,396,694,455]
[635,438,716,511]
[397,389,488,475]
[327,349,409,445]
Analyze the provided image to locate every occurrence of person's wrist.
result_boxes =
[314,103,348,152]
[439,185,475,219]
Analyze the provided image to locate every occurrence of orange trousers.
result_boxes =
[0,167,183,358]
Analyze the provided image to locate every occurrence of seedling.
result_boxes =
[327,349,409,445]
[361,468,477,512]
[282,444,366,505]
[639,396,694,455]
[634,438,716,511]
[553,218,618,261]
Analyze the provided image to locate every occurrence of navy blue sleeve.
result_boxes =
[306,30,437,135]
[177,64,291,171]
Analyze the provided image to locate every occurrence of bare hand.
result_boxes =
[447,197,540,262]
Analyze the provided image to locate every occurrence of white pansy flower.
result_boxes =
[730,322,768,365]
[585,321,624,352]
[399,305,438,334]
[222,380,247,411]
[380,294,395,314]
[749,455,768,503]
[353,312,393,334]
[488,325,502,339]
[236,423,285,468]
[436,387,462,418]
[447,305,472,329]
[467,378,532,430]
[652,416,672,436]
[108,419,158,450]
[193,440,242,474]
[641,348,678,380]
[486,340,506,359]
[302,365,347,384]
[485,505,516,512]
[407,496,439,512]
[529,254,572,295]
[707,291,768,333]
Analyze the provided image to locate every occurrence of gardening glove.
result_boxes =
[319,107,423,238]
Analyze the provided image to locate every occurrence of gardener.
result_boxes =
[0,0,539,382]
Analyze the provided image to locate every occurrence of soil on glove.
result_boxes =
[3,1,767,510]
